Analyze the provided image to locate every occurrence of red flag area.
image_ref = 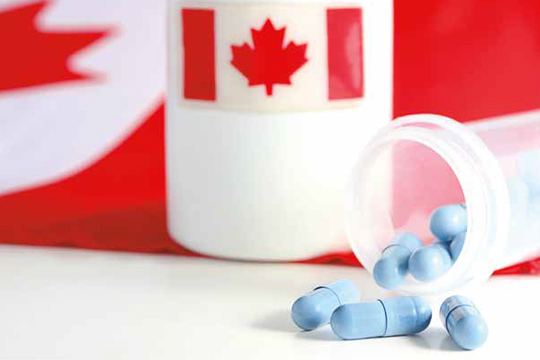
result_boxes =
[0,1,109,93]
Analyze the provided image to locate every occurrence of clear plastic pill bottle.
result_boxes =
[346,113,540,295]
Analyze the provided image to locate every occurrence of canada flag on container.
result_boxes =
[178,4,363,111]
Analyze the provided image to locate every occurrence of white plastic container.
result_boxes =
[166,0,393,260]
[347,112,540,295]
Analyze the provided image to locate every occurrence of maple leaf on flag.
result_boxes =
[0,0,110,93]
[231,19,308,96]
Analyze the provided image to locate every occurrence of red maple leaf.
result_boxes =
[231,19,308,96]
[0,0,111,93]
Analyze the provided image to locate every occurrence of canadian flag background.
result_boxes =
[1,0,540,274]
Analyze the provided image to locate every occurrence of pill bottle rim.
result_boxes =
[345,114,510,296]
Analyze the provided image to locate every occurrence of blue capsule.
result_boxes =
[409,243,453,282]
[330,296,432,340]
[440,296,488,350]
[429,204,468,242]
[373,233,423,290]
[291,280,359,331]
[449,232,466,261]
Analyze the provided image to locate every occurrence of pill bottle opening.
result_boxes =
[346,114,510,295]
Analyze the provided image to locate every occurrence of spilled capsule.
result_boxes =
[291,280,359,331]
[440,296,488,350]
[330,296,432,340]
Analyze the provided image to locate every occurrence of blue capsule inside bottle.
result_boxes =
[373,233,423,290]
[408,242,453,282]
[429,204,468,242]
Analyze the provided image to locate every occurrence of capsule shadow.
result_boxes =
[407,328,462,352]
[295,327,341,342]
[252,309,298,333]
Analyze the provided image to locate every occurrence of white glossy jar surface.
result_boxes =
[166,0,393,260]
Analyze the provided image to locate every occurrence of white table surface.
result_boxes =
[0,245,537,359]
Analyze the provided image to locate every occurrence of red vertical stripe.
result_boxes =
[182,9,216,101]
[327,8,363,100]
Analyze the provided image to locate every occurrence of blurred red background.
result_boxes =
[1,0,539,275]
